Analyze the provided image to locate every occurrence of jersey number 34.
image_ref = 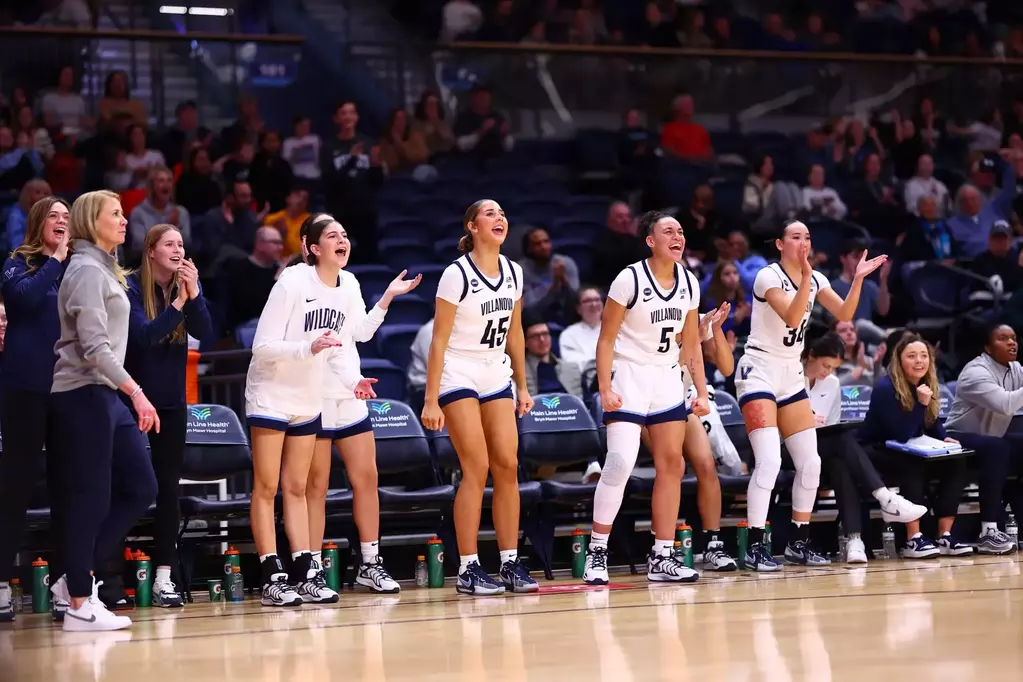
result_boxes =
[782,319,808,347]
[481,317,510,349]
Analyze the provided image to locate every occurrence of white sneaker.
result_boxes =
[846,537,868,564]
[63,580,132,632]
[702,540,737,572]
[51,575,70,622]
[880,491,927,524]
[355,556,401,594]
[581,461,602,484]
[582,546,609,585]
[647,553,699,583]
[0,582,12,622]
[152,580,184,608]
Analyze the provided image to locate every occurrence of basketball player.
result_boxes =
[245,215,350,606]
[735,220,886,571]
[583,211,708,586]
[306,214,422,595]
[420,199,537,596]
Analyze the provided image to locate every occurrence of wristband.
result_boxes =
[130,386,143,399]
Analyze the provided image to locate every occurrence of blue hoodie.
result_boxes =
[858,375,947,444]
[0,254,66,394]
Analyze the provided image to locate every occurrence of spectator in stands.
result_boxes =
[48,190,159,629]
[576,0,607,43]
[759,12,798,51]
[899,195,957,263]
[592,201,645,291]
[904,154,949,217]
[951,108,1004,154]
[220,226,283,334]
[949,152,1019,258]
[914,98,946,151]
[99,71,146,131]
[523,317,582,398]
[14,105,54,163]
[0,86,30,128]
[477,0,520,41]
[219,94,263,159]
[321,100,383,262]
[440,0,483,41]
[263,183,310,260]
[660,94,712,161]
[677,184,723,262]
[379,108,430,175]
[617,108,657,197]
[844,119,885,173]
[798,124,839,175]
[857,334,970,559]
[175,146,221,218]
[125,224,213,607]
[802,163,848,220]
[454,84,513,158]
[725,230,767,273]
[743,154,775,220]
[0,197,70,623]
[709,14,734,49]
[970,155,1000,204]
[944,323,1023,554]
[249,130,293,214]
[834,319,879,386]
[35,0,91,28]
[831,239,890,344]
[202,179,266,269]
[6,179,51,250]
[519,227,580,326]
[40,66,88,136]
[678,8,711,48]
[801,12,841,50]
[641,1,679,47]
[124,125,167,190]
[282,115,321,181]
[890,111,926,180]
[851,152,900,233]
[129,166,191,257]
[158,101,200,171]
[969,220,1021,292]
[104,148,131,192]
[412,91,455,159]
[744,155,800,235]
[558,286,602,370]
[406,318,433,416]
[0,125,44,192]
[703,260,750,340]
[218,139,255,187]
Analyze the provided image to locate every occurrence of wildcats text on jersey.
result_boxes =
[650,307,685,324]
[481,297,514,316]
[304,307,346,334]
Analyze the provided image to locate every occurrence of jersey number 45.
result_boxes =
[481,317,510,349]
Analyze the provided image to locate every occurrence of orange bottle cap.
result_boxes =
[323,542,338,550]
[226,547,240,555]
[680,524,692,530]
[738,520,749,527]
[123,548,134,560]
[10,578,19,584]
[32,558,47,567]
[572,528,586,536]
[428,537,442,545]
[417,555,425,561]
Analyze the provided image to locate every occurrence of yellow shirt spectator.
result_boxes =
[264,209,309,259]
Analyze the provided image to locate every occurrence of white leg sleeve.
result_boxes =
[785,428,821,514]
[746,427,781,528]
[592,421,642,527]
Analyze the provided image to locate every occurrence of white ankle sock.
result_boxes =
[155,566,172,584]
[652,538,673,557]
[910,532,922,540]
[499,549,517,564]
[361,541,379,563]
[981,521,998,533]
[459,554,479,573]
[590,531,610,549]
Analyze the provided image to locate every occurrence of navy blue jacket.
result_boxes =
[858,375,947,444]
[0,254,65,394]
[125,273,214,410]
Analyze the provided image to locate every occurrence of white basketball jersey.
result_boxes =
[246,264,353,415]
[321,268,388,400]
[435,254,523,360]
[607,260,700,367]
[746,263,830,361]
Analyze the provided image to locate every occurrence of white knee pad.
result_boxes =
[746,427,781,528]
[786,428,821,513]
[593,422,641,526]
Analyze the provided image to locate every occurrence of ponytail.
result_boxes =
[458,233,474,253]
[460,198,490,255]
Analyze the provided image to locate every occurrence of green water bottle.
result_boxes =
[737,521,749,565]
[571,528,589,578]
[224,546,240,578]
[675,524,694,569]
[764,522,773,556]
[135,553,152,608]
[322,542,340,592]
[31,558,49,614]
[427,537,445,588]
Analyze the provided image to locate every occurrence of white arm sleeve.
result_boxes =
[607,267,636,307]
[251,275,312,362]
[436,263,466,304]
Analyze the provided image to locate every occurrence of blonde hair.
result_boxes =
[11,196,70,274]
[69,190,132,288]
[888,333,940,426]
[140,224,186,344]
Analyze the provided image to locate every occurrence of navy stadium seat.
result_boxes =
[410,198,461,222]
[407,263,446,300]
[805,217,871,269]
[549,219,604,241]
[378,238,437,271]
[574,129,620,176]
[433,237,462,263]
[377,218,432,244]
[347,264,396,301]
[360,358,407,400]
[369,294,432,325]
[434,218,465,239]
[553,239,594,282]
[376,324,423,370]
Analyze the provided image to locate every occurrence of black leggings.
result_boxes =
[148,406,188,569]
[947,431,1023,524]
[0,388,65,581]
[866,445,968,520]
[820,430,886,535]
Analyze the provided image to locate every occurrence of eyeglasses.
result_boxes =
[527,331,551,340]
[579,298,602,305]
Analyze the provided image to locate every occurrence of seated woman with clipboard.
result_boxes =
[858,334,971,559]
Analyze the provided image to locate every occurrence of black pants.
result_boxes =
[820,430,886,535]
[48,385,157,598]
[148,406,187,568]
[867,444,968,520]
[947,431,1023,524]
[0,388,65,581]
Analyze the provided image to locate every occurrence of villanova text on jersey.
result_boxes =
[650,306,685,324]
[481,297,514,316]
[305,307,346,334]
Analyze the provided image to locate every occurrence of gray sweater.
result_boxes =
[944,353,1023,437]
[51,240,132,393]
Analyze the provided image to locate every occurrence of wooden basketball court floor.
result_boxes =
[3,555,1022,682]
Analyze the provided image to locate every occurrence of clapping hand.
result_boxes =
[311,331,343,356]
[854,251,887,280]
[177,259,201,299]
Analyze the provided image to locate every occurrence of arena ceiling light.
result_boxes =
[159,5,234,16]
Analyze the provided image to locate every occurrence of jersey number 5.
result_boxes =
[782,319,808,347]
[481,317,510,349]
[657,327,674,353]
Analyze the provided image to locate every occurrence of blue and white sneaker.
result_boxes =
[937,533,973,556]
[499,558,539,593]
[647,553,699,582]
[784,540,831,567]
[903,534,940,559]
[977,527,1017,555]
[583,546,609,585]
[456,561,505,596]
[743,542,782,572]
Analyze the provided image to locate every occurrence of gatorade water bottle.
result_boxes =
[228,565,245,602]
[31,558,49,614]
[571,528,589,578]
[136,553,152,608]
[764,522,773,556]
[737,521,749,563]
[676,524,694,568]
[322,542,340,592]
[427,537,445,588]
[224,546,240,578]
